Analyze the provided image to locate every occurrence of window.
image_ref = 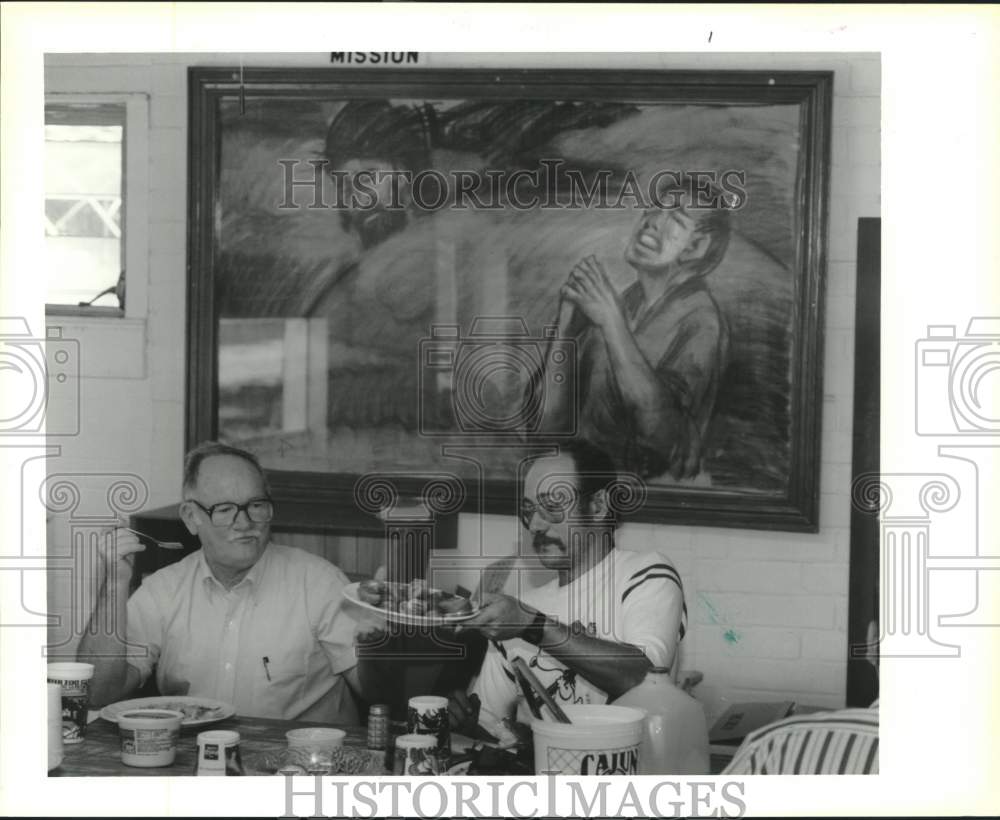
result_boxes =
[43,94,148,318]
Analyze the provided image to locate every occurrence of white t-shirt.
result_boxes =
[470,548,686,730]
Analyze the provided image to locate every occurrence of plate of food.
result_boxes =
[343,579,480,626]
[100,696,235,727]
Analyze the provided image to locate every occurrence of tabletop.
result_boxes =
[52,713,734,777]
[51,714,371,777]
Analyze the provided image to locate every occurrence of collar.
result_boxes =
[623,268,707,329]
[196,541,272,598]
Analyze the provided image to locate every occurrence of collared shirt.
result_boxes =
[471,548,687,732]
[723,703,879,775]
[126,543,360,723]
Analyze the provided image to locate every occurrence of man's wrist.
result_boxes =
[521,610,549,646]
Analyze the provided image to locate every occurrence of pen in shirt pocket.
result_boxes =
[262,656,272,682]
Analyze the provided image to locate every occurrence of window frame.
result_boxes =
[43,92,148,319]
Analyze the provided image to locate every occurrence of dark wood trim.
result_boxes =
[847,217,880,706]
[186,67,833,533]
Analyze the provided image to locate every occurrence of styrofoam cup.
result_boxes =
[531,704,646,775]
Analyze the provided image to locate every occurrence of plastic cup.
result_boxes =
[531,704,646,775]
[47,662,95,744]
[118,709,183,767]
[47,683,64,770]
[406,695,450,765]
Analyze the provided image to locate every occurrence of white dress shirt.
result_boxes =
[126,543,360,723]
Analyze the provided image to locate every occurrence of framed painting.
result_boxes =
[187,67,832,531]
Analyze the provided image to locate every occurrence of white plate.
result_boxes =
[342,582,480,627]
[100,696,235,727]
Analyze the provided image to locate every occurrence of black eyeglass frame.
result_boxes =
[185,496,275,527]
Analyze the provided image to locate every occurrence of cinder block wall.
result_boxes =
[43,52,879,711]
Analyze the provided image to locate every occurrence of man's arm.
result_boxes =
[459,594,650,701]
[76,529,145,708]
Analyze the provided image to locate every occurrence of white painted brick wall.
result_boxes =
[44,51,879,709]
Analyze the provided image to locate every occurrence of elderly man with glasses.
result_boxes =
[78,441,373,724]
[449,441,687,743]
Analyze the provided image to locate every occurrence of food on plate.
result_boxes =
[357,580,383,605]
[435,594,474,616]
[352,580,475,618]
[135,702,223,721]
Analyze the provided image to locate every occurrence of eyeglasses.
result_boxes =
[186,497,274,527]
[519,493,584,529]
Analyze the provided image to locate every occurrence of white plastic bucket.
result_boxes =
[531,704,646,775]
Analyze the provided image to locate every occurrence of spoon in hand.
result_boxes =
[116,526,185,551]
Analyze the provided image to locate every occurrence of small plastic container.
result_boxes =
[195,729,244,775]
[118,709,184,768]
[393,733,439,776]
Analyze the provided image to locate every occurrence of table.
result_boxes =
[51,715,370,777]
[53,714,737,777]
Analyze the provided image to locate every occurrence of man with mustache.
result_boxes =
[449,441,687,741]
[535,179,732,482]
[78,442,377,723]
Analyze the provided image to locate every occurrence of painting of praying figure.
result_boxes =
[189,68,831,530]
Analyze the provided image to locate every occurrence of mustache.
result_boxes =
[533,533,565,551]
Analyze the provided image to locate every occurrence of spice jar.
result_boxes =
[367,704,391,751]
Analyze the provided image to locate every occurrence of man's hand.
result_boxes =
[95,528,145,589]
[458,593,536,642]
[160,673,191,696]
[448,689,481,732]
[354,617,390,654]
[561,255,624,332]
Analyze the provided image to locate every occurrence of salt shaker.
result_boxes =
[367,704,390,751]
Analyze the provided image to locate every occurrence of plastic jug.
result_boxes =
[612,667,710,774]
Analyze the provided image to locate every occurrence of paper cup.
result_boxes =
[406,695,450,763]
[392,733,439,776]
[47,683,64,771]
[531,704,646,775]
[47,662,95,744]
[119,709,183,767]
